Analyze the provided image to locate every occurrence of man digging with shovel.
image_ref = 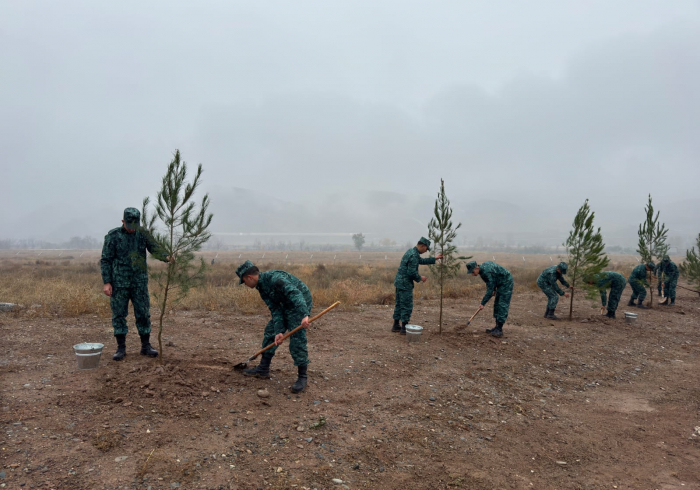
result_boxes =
[236,260,312,394]
[466,260,513,338]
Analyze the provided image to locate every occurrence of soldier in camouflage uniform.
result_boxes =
[627,262,655,309]
[236,260,313,394]
[537,262,574,320]
[466,261,513,338]
[392,237,443,335]
[101,208,172,361]
[658,255,679,306]
[587,271,627,319]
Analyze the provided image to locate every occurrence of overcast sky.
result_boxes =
[1,1,699,240]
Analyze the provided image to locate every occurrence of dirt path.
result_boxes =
[1,289,699,489]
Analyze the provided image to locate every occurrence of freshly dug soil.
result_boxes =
[1,289,699,489]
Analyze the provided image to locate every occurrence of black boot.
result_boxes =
[139,333,159,358]
[627,298,636,307]
[291,365,308,394]
[637,300,649,309]
[660,297,669,305]
[670,299,675,306]
[391,319,401,333]
[243,355,272,379]
[544,308,550,319]
[112,334,126,361]
[400,322,407,335]
[489,322,503,338]
[547,309,560,320]
[606,310,616,319]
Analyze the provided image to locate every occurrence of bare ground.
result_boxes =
[1,289,699,489]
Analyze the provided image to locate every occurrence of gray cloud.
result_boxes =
[1,1,698,246]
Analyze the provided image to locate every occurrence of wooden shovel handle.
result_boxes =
[467,305,482,325]
[250,301,341,360]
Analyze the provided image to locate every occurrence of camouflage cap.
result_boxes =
[466,260,478,273]
[646,261,655,269]
[418,237,431,251]
[663,255,670,262]
[235,260,257,284]
[557,261,568,274]
[123,207,140,231]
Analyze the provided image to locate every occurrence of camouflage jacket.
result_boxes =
[629,264,650,287]
[477,261,513,306]
[394,247,436,290]
[537,265,570,295]
[100,226,168,287]
[657,260,679,281]
[257,271,312,335]
[594,271,626,307]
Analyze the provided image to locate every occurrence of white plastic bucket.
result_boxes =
[73,343,104,370]
[624,312,638,325]
[405,324,423,343]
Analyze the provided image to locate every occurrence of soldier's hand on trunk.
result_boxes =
[274,333,285,346]
[300,316,310,329]
[436,254,444,260]
[103,283,113,297]
[421,276,427,283]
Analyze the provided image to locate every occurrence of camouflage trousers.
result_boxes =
[605,278,627,314]
[662,276,678,301]
[262,294,313,367]
[392,288,414,324]
[537,278,562,310]
[491,278,514,324]
[629,279,647,302]
[110,284,151,336]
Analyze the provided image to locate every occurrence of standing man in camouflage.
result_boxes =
[586,271,627,319]
[657,255,679,306]
[236,260,312,394]
[537,261,574,320]
[392,237,443,335]
[627,262,655,309]
[466,260,513,338]
[101,208,173,361]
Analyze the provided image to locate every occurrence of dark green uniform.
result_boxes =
[393,247,436,323]
[100,226,168,336]
[537,266,570,310]
[658,259,679,302]
[628,264,650,303]
[477,261,513,324]
[594,271,627,314]
[256,270,313,366]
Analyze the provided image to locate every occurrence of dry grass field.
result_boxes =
[1,250,697,489]
[0,250,649,319]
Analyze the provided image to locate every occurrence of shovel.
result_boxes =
[466,305,482,326]
[233,301,341,370]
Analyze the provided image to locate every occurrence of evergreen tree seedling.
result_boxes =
[637,194,668,307]
[680,233,700,292]
[428,179,471,333]
[141,150,213,362]
[564,199,609,320]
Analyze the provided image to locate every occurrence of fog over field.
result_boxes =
[1,1,699,248]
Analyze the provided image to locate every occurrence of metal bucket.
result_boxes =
[624,312,638,325]
[73,343,104,370]
[405,325,423,343]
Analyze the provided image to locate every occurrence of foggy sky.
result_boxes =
[1,1,699,243]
